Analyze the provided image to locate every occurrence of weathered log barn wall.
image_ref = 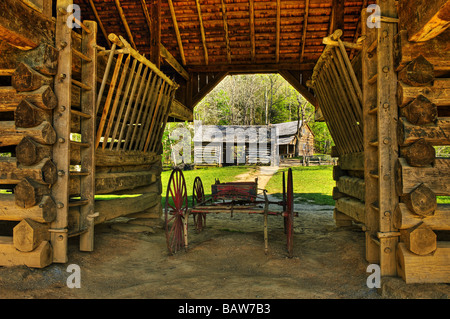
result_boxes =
[0,0,175,267]
[313,0,450,284]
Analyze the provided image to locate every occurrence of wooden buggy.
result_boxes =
[164,168,295,257]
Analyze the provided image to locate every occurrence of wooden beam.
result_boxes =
[397,157,450,196]
[249,0,256,63]
[159,44,189,81]
[0,0,53,50]
[397,117,450,146]
[275,0,281,63]
[114,0,137,50]
[0,238,52,268]
[139,0,187,79]
[187,63,315,73]
[398,0,450,42]
[195,0,208,65]
[167,0,186,66]
[279,70,317,106]
[329,0,345,35]
[397,242,450,283]
[220,0,232,64]
[191,72,228,107]
[150,0,161,68]
[300,0,310,63]
[0,194,56,223]
[87,0,111,48]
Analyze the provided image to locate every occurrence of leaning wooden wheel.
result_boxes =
[165,168,189,255]
[192,176,206,232]
[285,168,294,257]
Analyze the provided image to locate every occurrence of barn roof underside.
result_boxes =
[73,0,373,111]
[76,0,369,69]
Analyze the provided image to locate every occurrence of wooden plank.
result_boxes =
[249,0,255,63]
[398,79,450,107]
[338,152,364,171]
[397,157,450,195]
[0,85,57,112]
[397,117,450,146]
[0,238,52,268]
[94,192,159,225]
[394,203,450,230]
[335,197,365,223]
[336,176,365,201]
[0,157,56,185]
[0,194,56,223]
[397,242,450,283]
[0,121,56,147]
[95,171,158,194]
[398,0,450,42]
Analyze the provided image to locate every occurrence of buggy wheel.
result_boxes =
[165,168,189,254]
[285,168,294,257]
[192,176,206,232]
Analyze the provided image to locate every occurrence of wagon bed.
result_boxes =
[164,168,295,257]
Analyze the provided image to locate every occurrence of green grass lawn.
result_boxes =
[265,165,335,206]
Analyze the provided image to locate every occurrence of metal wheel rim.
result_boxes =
[165,168,188,254]
[192,176,206,232]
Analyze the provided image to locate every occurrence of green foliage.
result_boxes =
[192,74,334,154]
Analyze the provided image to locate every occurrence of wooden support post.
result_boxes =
[376,0,399,276]
[51,0,73,263]
[79,20,97,252]
[361,7,380,264]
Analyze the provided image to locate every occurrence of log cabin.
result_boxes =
[0,0,448,284]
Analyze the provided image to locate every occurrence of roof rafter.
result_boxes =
[249,0,256,63]
[220,0,232,63]
[87,0,111,48]
[167,0,186,66]
[195,0,209,65]
[114,0,137,50]
[300,0,310,63]
[275,0,281,63]
[139,0,188,80]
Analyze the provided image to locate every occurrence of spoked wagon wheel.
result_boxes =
[192,176,206,232]
[284,168,294,258]
[165,168,189,255]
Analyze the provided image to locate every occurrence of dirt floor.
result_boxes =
[0,164,449,300]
